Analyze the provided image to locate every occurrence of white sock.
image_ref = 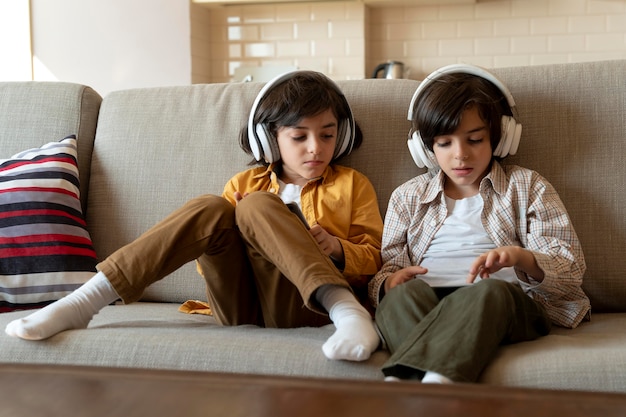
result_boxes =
[316,284,380,362]
[384,376,402,382]
[5,271,118,340]
[422,371,453,384]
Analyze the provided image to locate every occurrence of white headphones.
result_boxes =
[247,70,356,164]
[407,64,522,169]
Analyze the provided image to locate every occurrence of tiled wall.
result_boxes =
[191,1,366,83]
[369,0,626,80]
[191,0,626,83]
[191,3,212,85]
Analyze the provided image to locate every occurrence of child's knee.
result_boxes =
[187,194,232,212]
[236,192,283,224]
[384,279,435,307]
[474,278,512,294]
[185,195,235,227]
[470,279,516,312]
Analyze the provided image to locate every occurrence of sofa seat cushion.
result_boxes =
[1,303,625,392]
[0,303,387,380]
[480,313,626,392]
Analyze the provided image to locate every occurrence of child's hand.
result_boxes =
[467,246,544,283]
[467,246,528,283]
[467,247,518,283]
[233,191,249,204]
[384,265,428,293]
[309,224,343,262]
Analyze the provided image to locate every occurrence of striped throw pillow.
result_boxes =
[0,136,97,312]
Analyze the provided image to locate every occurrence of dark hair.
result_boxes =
[239,71,363,165]
[411,72,512,154]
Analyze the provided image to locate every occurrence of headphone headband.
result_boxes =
[407,63,517,121]
[247,70,356,163]
[406,64,521,169]
[247,71,296,162]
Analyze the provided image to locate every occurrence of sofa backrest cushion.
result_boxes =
[89,60,626,312]
[87,80,419,303]
[491,60,626,312]
[0,82,101,212]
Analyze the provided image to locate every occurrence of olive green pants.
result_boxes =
[375,278,551,382]
[98,192,348,328]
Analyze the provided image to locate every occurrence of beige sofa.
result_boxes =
[1,60,626,393]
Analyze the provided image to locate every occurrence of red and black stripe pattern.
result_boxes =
[0,136,97,312]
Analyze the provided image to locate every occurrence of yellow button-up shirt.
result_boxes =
[222,164,383,288]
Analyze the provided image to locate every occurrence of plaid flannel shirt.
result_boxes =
[369,162,590,328]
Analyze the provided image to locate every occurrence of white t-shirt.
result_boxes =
[420,194,518,287]
[278,179,302,207]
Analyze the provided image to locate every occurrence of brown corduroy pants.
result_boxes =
[97,192,349,328]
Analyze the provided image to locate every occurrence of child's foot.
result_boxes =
[5,271,118,340]
[422,371,453,384]
[315,284,381,361]
[6,298,94,340]
[322,305,380,361]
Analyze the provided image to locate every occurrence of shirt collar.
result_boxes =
[480,161,507,196]
[251,164,274,180]
[419,169,446,204]
[251,163,333,185]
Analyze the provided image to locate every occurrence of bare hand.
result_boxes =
[309,224,343,261]
[233,191,249,204]
[384,265,428,293]
[466,246,520,283]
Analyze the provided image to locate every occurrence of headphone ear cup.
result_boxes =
[255,123,279,163]
[508,121,522,156]
[408,131,438,169]
[333,119,353,159]
[493,115,522,158]
[249,125,263,161]
[248,71,298,163]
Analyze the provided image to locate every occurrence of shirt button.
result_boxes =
[269,188,275,193]
[430,220,437,227]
